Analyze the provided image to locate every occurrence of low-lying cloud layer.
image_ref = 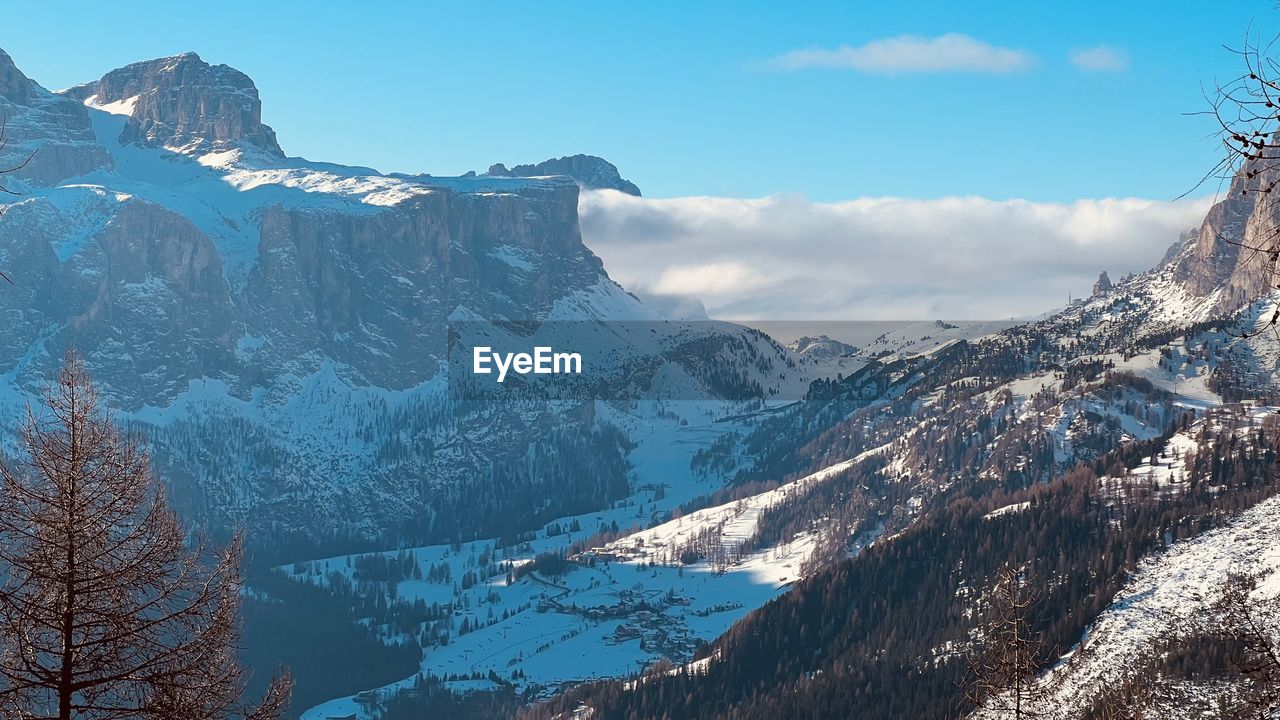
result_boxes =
[578,191,1213,321]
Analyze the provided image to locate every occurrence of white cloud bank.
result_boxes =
[1069,46,1130,72]
[767,34,1034,75]
[578,191,1214,321]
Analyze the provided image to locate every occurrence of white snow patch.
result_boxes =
[984,501,1030,520]
[83,94,138,117]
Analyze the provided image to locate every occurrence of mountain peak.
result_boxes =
[69,51,283,157]
[487,154,641,195]
[0,47,113,185]
[789,334,859,358]
[0,47,35,104]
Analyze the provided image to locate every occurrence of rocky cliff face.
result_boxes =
[64,52,283,156]
[236,179,601,393]
[1173,160,1280,310]
[0,48,32,104]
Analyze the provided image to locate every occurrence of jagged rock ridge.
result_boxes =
[0,49,112,184]
[788,334,858,358]
[63,52,283,156]
[487,154,642,195]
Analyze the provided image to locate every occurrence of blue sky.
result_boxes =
[2,1,1272,202]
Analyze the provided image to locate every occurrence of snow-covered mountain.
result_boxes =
[8,43,1280,720]
[0,48,803,551]
[278,221,1274,715]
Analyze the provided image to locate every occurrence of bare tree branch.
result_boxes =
[961,564,1054,719]
[0,352,291,719]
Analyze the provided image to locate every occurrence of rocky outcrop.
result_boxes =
[66,52,283,156]
[240,178,597,392]
[1092,271,1112,296]
[789,335,858,359]
[0,182,599,409]
[1174,159,1280,310]
[70,200,238,401]
[0,48,33,104]
[487,154,641,195]
[0,193,236,403]
[0,49,112,184]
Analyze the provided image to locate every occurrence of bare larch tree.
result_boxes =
[0,353,291,719]
[1194,28,1280,718]
[1212,572,1280,718]
[964,564,1053,719]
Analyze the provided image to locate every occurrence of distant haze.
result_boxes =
[739,320,1023,348]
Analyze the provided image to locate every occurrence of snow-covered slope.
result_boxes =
[595,458,856,570]
[967,406,1280,719]
[1034,496,1280,716]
